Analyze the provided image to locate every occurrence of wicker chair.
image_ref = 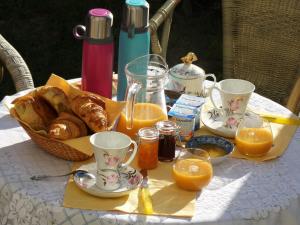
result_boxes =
[222,0,300,114]
[149,0,181,59]
[286,76,300,115]
[0,34,34,92]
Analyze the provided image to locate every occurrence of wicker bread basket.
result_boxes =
[10,74,125,161]
[18,121,91,161]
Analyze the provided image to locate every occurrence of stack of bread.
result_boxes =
[12,86,108,140]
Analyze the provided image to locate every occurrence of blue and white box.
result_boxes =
[168,104,196,142]
[175,94,205,130]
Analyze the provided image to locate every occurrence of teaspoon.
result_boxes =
[30,169,88,181]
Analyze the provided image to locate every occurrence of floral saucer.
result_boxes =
[201,102,260,138]
[74,162,142,198]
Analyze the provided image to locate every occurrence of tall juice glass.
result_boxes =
[236,116,273,157]
[116,54,168,139]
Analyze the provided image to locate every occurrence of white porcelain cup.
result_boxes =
[209,79,255,115]
[90,131,138,191]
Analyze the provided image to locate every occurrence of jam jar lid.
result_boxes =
[169,52,205,80]
[155,120,180,135]
[138,127,159,141]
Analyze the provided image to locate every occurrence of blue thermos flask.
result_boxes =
[117,0,150,101]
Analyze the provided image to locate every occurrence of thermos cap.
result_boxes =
[86,8,113,40]
[127,0,146,6]
[121,0,149,32]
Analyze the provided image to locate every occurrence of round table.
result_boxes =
[0,90,300,225]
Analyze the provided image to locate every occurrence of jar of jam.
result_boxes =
[156,120,180,161]
[137,127,159,170]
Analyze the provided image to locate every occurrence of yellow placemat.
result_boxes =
[63,159,196,217]
[195,121,298,162]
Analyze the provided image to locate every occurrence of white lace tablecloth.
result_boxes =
[0,90,300,225]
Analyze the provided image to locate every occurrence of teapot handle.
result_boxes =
[125,82,142,130]
[203,73,217,96]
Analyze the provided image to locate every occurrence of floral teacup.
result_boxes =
[209,79,255,116]
[90,131,138,191]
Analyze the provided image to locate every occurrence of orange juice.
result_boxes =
[172,158,213,191]
[116,103,167,138]
[236,128,273,156]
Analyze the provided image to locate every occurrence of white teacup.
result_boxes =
[90,131,138,191]
[209,79,255,115]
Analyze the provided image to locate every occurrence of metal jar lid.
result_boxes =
[155,120,180,135]
[73,8,113,42]
[169,52,205,80]
[138,127,159,141]
[121,0,149,36]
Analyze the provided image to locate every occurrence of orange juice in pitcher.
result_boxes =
[116,54,169,138]
[117,103,167,138]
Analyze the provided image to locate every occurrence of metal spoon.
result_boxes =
[30,169,88,181]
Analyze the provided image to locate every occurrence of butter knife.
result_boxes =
[260,114,300,126]
[139,169,153,215]
[246,109,300,126]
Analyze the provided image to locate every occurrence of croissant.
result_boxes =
[70,94,107,132]
[12,95,57,131]
[36,86,71,113]
[48,112,88,140]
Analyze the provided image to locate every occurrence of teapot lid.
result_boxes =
[169,52,205,79]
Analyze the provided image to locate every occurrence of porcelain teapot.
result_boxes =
[167,52,216,96]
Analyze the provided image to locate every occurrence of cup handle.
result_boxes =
[121,140,138,168]
[203,73,217,96]
[209,86,222,109]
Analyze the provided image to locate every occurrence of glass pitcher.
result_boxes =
[116,54,169,138]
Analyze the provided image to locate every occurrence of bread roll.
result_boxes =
[70,94,107,132]
[12,95,57,131]
[36,86,71,113]
[48,112,88,140]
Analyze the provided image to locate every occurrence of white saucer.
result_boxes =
[201,102,260,138]
[74,162,142,198]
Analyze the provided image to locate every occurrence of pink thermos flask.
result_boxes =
[73,8,114,98]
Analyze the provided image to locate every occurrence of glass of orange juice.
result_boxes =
[172,148,213,191]
[236,116,273,157]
